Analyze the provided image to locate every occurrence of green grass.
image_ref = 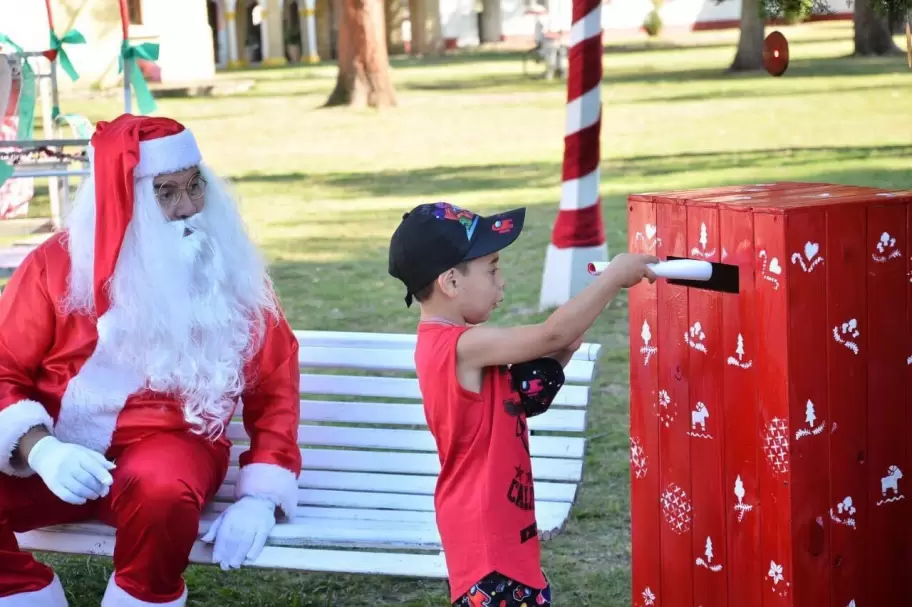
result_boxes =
[15,20,912,606]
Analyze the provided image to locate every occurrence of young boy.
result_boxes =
[388,202,658,605]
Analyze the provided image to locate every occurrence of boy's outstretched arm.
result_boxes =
[456,253,659,370]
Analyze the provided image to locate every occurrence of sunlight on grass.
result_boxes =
[23,21,912,607]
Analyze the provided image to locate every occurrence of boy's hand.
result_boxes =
[602,253,660,288]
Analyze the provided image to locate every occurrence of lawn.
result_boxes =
[11,20,912,606]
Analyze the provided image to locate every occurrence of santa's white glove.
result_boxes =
[201,496,276,570]
[27,435,116,505]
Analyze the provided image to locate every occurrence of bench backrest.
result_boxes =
[223,330,601,517]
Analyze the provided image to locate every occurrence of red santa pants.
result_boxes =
[0,431,229,603]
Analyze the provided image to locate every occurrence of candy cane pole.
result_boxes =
[538,0,607,309]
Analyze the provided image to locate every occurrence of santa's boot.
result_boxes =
[0,575,67,606]
[101,575,187,607]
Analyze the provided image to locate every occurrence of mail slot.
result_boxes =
[626,182,912,607]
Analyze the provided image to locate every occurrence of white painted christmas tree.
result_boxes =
[641,320,652,344]
[699,223,708,250]
[805,400,816,427]
[734,475,745,503]
[736,334,745,360]
[705,537,714,562]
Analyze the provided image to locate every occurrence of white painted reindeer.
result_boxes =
[691,402,710,432]
[882,465,903,496]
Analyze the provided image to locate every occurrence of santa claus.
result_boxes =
[0,114,302,606]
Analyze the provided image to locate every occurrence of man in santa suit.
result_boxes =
[0,113,302,606]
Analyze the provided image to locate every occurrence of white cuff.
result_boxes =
[0,574,67,606]
[234,462,299,522]
[102,574,187,606]
[0,399,54,477]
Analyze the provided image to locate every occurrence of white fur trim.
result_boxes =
[0,399,54,478]
[54,311,145,453]
[235,462,299,522]
[0,574,67,606]
[87,128,201,180]
[101,575,187,607]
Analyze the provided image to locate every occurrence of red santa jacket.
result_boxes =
[0,234,302,520]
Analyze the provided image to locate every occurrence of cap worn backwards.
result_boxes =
[388,201,526,307]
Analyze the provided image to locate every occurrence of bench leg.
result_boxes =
[0,574,66,606]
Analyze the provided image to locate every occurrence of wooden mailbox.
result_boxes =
[627,182,912,607]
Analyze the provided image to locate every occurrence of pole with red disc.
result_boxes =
[538,0,608,310]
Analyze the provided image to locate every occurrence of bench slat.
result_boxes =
[28,502,569,552]
[224,447,583,482]
[226,423,586,458]
[204,503,572,529]
[299,400,588,432]
[298,346,597,384]
[234,400,589,433]
[16,531,449,578]
[296,330,601,363]
[219,470,576,503]
[300,374,591,407]
[210,487,573,523]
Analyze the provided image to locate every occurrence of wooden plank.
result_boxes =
[784,209,830,607]
[754,211,793,607]
[16,531,449,578]
[233,400,588,432]
[298,346,598,385]
[291,400,589,433]
[719,208,762,607]
[299,374,592,407]
[686,205,728,607]
[826,205,868,607]
[223,470,577,503]
[628,197,662,606]
[209,486,574,525]
[295,330,602,363]
[226,424,587,459]
[223,448,584,482]
[656,201,694,607]
[865,203,910,606]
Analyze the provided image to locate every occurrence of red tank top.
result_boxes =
[415,322,546,601]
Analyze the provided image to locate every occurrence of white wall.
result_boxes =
[456,0,852,42]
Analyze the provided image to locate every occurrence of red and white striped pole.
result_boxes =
[538,0,607,309]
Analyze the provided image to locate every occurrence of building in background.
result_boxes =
[0,0,854,90]
[0,0,215,89]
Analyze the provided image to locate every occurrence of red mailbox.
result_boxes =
[627,182,912,607]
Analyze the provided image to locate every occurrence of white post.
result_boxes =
[225,0,241,67]
[258,1,271,64]
[302,0,319,62]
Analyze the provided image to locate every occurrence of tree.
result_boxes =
[852,0,904,56]
[729,0,766,71]
[325,0,398,109]
[407,0,443,55]
[705,536,715,562]
[805,400,816,426]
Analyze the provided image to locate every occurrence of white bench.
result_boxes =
[16,330,601,579]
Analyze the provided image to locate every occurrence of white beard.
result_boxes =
[61,164,278,439]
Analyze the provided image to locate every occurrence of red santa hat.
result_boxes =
[87,113,202,316]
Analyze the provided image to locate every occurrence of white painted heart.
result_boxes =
[769,258,782,274]
[804,242,819,260]
[645,224,657,239]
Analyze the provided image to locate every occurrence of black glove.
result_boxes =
[509,357,566,417]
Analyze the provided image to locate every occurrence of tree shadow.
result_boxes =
[229,145,912,201]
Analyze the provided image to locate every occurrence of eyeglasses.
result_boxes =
[155,174,208,207]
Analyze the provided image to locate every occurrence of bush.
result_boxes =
[643,8,663,36]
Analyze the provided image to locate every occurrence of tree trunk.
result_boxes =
[324,0,397,108]
[729,0,765,71]
[407,0,443,55]
[853,0,903,55]
[385,0,407,55]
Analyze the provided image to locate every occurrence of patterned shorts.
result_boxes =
[453,571,552,606]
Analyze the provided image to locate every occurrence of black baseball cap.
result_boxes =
[388,202,526,307]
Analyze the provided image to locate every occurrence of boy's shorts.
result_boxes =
[452,571,551,606]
